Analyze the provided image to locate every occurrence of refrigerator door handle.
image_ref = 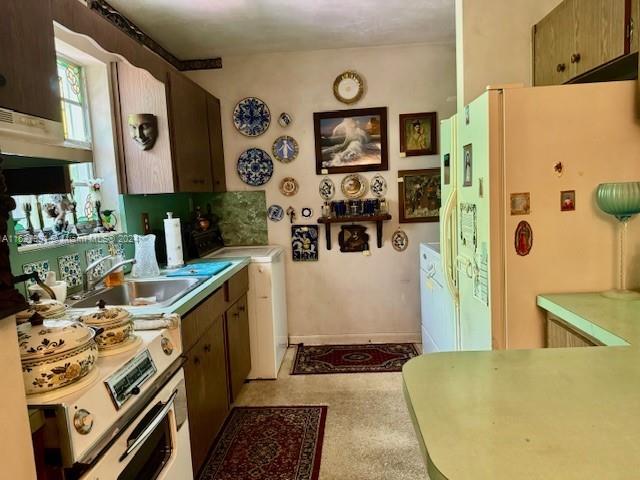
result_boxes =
[442,188,459,303]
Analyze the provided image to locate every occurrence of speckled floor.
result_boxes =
[234,346,427,480]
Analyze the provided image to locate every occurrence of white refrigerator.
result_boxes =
[438,80,640,350]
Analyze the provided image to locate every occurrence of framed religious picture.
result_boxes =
[399,112,438,156]
[462,143,473,187]
[313,107,388,174]
[398,168,441,223]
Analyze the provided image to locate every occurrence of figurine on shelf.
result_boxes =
[22,202,34,235]
[93,200,106,233]
[101,209,118,232]
[44,195,76,238]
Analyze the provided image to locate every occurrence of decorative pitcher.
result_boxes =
[131,234,160,278]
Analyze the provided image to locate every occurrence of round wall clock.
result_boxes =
[237,148,273,186]
[272,135,299,163]
[233,97,271,137]
[333,71,365,104]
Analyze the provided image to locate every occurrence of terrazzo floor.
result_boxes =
[234,346,427,480]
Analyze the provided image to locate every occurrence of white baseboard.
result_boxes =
[289,332,421,345]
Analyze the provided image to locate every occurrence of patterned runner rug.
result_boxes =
[199,406,327,480]
[291,343,419,375]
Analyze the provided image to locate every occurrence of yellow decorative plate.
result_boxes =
[333,71,365,104]
[341,174,368,199]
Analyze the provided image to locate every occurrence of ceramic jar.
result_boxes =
[18,318,99,395]
[16,299,67,323]
[79,306,134,351]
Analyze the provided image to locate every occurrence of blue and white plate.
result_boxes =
[233,97,271,137]
[268,204,284,222]
[237,148,274,186]
[318,177,335,200]
[370,174,387,198]
[272,135,299,163]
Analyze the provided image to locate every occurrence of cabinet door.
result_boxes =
[572,0,626,76]
[533,0,575,85]
[0,0,60,121]
[226,295,251,402]
[206,94,227,193]
[546,316,598,348]
[166,70,213,192]
[201,315,229,443]
[184,344,208,474]
[632,0,640,53]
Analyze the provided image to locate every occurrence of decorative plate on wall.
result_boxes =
[278,112,293,127]
[392,229,409,252]
[272,136,299,163]
[301,207,313,218]
[233,97,271,137]
[370,174,387,198]
[319,177,335,200]
[333,71,365,104]
[267,204,284,222]
[341,174,368,199]
[237,148,274,186]
[280,177,299,196]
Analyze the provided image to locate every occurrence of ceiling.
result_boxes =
[105,0,455,59]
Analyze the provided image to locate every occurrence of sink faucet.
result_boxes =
[83,255,136,292]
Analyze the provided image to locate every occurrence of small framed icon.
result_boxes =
[510,192,531,215]
[560,190,575,211]
[462,144,472,187]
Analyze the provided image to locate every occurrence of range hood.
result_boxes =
[0,107,93,168]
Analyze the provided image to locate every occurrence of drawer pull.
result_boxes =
[556,63,566,72]
[570,53,581,64]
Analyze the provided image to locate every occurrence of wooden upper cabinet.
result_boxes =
[0,0,60,121]
[166,70,213,192]
[534,0,575,85]
[206,94,227,193]
[572,0,626,76]
[115,61,175,194]
[533,0,629,85]
[632,0,640,53]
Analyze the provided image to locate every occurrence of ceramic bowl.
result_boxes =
[79,306,134,351]
[18,319,98,395]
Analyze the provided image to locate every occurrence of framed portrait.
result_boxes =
[561,190,576,211]
[510,192,531,215]
[398,168,441,223]
[399,112,438,156]
[313,107,388,174]
[462,143,473,187]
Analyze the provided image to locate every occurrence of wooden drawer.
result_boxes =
[225,266,249,305]
[181,286,225,352]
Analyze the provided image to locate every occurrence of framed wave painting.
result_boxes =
[313,107,388,174]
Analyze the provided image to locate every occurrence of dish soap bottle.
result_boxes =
[131,234,160,278]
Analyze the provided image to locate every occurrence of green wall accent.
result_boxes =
[9,190,267,296]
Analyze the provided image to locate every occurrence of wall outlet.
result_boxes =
[141,213,151,234]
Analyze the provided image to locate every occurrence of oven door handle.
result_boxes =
[118,389,178,462]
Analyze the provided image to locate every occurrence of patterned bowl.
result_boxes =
[79,306,134,351]
[18,319,98,395]
[596,182,640,221]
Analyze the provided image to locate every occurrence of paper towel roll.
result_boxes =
[164,212,184,268]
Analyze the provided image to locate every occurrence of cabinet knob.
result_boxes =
[570,53,581,64]
[0,74,6,87]
[556,63,566,72]
[194,356,200,365]
[204,344,211,353]
[238,305,246,312]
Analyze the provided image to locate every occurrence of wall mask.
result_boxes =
[128,113,158,151]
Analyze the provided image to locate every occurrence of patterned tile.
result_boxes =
[85,248,107,280]
[22,260,50,286]
[58,253,82,288]
[107,241,125,258]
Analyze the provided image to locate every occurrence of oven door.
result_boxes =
[81,368,192,480]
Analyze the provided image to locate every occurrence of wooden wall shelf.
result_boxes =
[317,214,392,249]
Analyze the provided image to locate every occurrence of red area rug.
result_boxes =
[199,406,326,480]
[291,343,419,375]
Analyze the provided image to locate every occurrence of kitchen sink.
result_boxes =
[69,277,207,308]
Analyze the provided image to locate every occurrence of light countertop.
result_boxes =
[403,293,640,479]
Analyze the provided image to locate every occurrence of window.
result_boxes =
[57,56,92,147]
[11,57,99,243]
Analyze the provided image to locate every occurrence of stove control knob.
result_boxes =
[73,409,94,435]
[161,337,174,355]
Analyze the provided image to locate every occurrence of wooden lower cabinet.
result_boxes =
[546,315,600,348]
[184,315,229,475]
[226,295,252,402]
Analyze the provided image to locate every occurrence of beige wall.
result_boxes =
[455,0,562,109]
[189,43,456,343]
[0,317,37,479]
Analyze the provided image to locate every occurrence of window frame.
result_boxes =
[56,54,93,149]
